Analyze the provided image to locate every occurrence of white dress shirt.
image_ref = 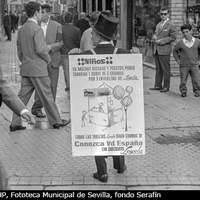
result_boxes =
[183,37,195,48]
[41,20,49,38]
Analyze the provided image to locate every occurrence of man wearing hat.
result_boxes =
[79,11,130,183]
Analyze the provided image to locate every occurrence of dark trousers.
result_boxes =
[179,65,200,94]
[154,53,171,89]
[4,26,11,41]
[94,156,125,175]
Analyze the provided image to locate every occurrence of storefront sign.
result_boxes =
[69,54,145,156]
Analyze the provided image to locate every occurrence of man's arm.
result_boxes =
[34,28,51,63]
[0,82,35,124]
[17,30,23,62]
[172,42,180,65]
[48,23,63,53]
[156,23,177,45]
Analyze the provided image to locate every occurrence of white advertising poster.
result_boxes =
[69,54,145,156]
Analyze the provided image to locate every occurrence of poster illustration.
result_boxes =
[69,54,145,156]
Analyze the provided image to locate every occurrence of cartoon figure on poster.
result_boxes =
[81,82,133,132]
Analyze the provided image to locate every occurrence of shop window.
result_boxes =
[134,0,169,61]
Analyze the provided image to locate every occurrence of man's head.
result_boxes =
[91,10,119,46]
[159,7,169,22]
[89,11,100,26]
[80,12,86,19]
[180,23,193,40]
[25,1,41,22]
[64,12,73,24]
[41,4,51,22]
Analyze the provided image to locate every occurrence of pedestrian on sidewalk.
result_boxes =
[173,23,200,97]
[31,3,63,118]
[10,1,70,132]
[60,12,81,91]
[70,11,129,183]
[80,11,100,52]
[150,7,177,93]
[75,12,90,36]
[3,10,12,41]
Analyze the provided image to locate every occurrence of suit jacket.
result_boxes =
[0,67,25,115]
[60,24,81,55]
[17,19,51,77]
[3,14,11,27]
[153,19,177,55]
[46,20,63,68]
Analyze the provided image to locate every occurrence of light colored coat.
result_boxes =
[153,19,177,55]
[46,20,63,68]
[17,20,51,77]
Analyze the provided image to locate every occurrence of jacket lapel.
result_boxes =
[45,20,53,43]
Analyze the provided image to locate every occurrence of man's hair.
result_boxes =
[180,23,192,32]
[25,1,41,18]
[64,12,73,23]
[160,7,169,13]
[41,4,51,13]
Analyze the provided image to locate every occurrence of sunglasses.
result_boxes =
[160,13,168,16]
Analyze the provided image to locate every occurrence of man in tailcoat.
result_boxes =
[31,4,63,118]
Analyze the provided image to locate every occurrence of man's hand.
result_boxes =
[69,48,81,54]
[46,45,51,53]
[21,111,36,125]
[130,47,140,54]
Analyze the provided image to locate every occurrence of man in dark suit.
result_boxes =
[3,10,11,41]
[79,11,129,183]
[61,12,81,91]
[150,7,177,92]
[31,4,63,118]
[10,1,70,132]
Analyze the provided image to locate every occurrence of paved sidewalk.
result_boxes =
[0,31,200,191]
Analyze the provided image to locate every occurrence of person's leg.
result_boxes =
[93,156,108,182]
[11,77,34,126]
[190,65,200,96]
[61,54,70,90]
[30,77,62,125]
[113,156,126,173]
[47,64,59,100]
[159,54,171,89]
[154,53,163,88]
[179,66,189,95]
[31,91,43,114]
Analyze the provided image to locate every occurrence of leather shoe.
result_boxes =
[194,92,200,97]
[160,88,169,93]
[149,87,162,90]
[181,93,187,97]
[10,125,26,132]
[117,165,127,174]
[32,111,46,118]
[53,119,71,129]
[93,172,108,182]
